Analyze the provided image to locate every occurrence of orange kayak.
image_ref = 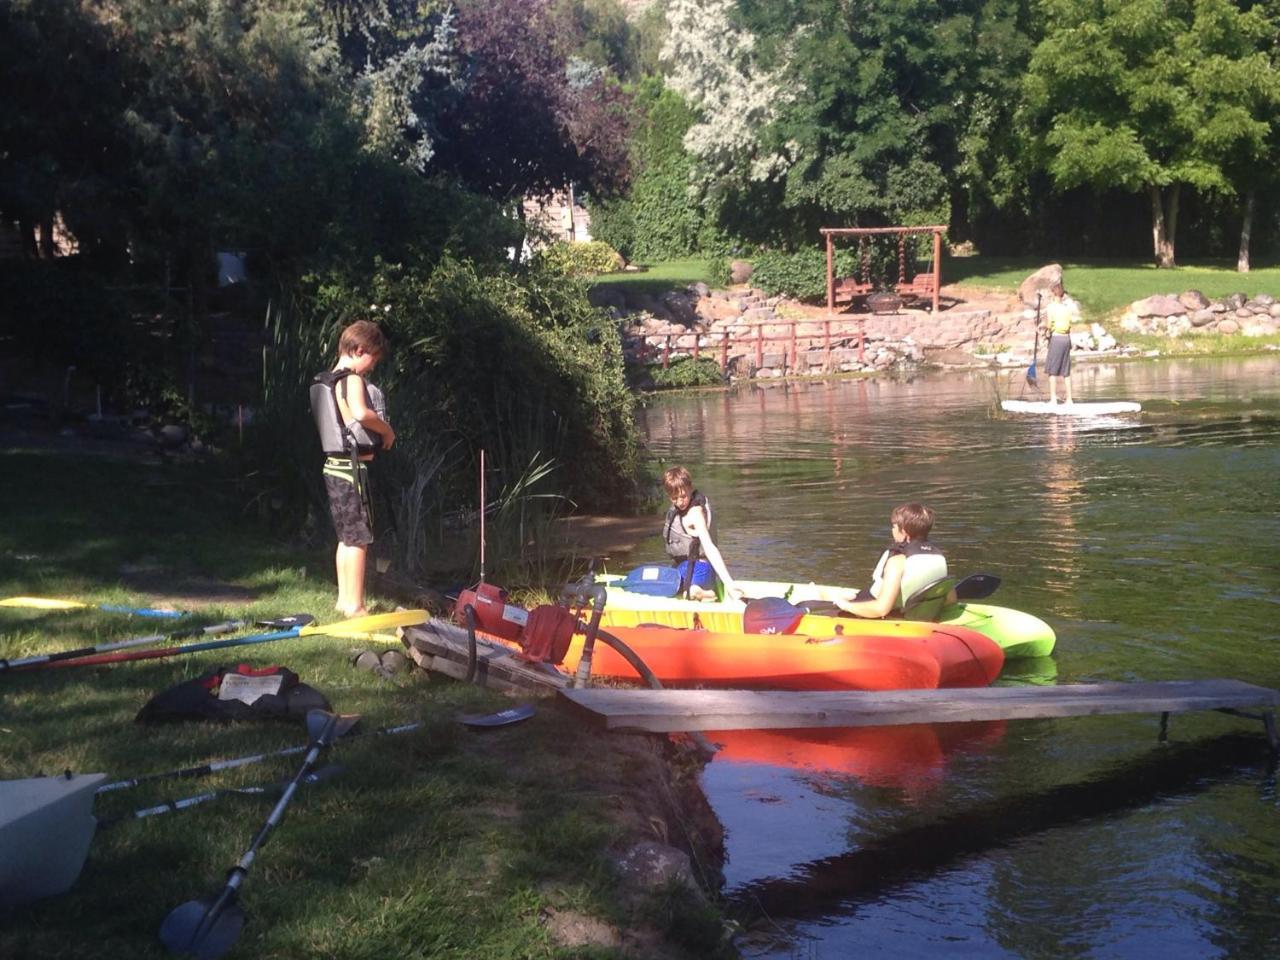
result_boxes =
[565,623,1003,691]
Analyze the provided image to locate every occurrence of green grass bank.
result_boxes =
[0,442,730,960]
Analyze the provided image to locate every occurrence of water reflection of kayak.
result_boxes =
[709,720,1008,788]
[598,575,1057,660]
[566,622,1003,691]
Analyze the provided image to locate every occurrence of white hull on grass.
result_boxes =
[0,772,104,908]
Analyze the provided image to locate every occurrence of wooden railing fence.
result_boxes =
[631,318,869,372]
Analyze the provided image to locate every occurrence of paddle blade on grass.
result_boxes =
[159,896,245,960]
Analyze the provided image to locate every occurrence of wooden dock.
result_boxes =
[558,680,1280,744]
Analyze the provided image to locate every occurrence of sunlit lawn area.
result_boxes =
[591,257,719,297]
[945,255,1280,320]
[592,254,1280,326]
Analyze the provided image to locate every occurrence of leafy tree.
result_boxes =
[0,0,134,260]
[589,78,707,261]
[425,0,632,202]
[731,0,1030,244]
[1021,0,1280,267]
[661,0,791,199]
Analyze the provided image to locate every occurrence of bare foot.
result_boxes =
[341,606,369,619]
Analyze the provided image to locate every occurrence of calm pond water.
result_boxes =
[631,357,1280,959]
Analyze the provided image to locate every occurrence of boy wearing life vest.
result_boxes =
[311,320,395,618]
[662,465,744,601]
[1043,282,1080,405]
[825,503,953,618]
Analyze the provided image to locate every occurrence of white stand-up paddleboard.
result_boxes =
[1001,400,1141,416]
[0,772,105,907]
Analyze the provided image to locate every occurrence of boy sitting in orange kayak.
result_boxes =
[822,503,955,618]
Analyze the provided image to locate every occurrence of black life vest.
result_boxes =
[310,370,388,457]
[134,664,331,724]
[663,491,712,561]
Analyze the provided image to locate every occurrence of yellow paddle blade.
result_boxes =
[342,632,404,646]
[0,597,89,610]
[300,609,428,638]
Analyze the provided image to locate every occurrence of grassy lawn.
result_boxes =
[590,258,719,298]
[945,255,1280,320]
[0,444,727,959]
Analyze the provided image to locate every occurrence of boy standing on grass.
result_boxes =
[314,320,395,618]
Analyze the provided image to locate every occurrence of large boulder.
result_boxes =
[1131,294,1185,318]
[1177,290,1210,311]
[1018,264,1064,306]
[729,259,754,284]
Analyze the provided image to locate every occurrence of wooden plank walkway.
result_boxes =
[559,680,1280,736]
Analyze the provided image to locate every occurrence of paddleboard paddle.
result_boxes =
[37,610,426,669]
[159,709,359,959]
[96,720,420,794]
[96,765,345,830]
[0,596,186,618]
[1026,293,1041,388]
[1,619,248,673]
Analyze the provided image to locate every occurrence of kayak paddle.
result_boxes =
[1,619,247,673]
[159,709,359,960]
[746,573,1003,628]
[37,609,427,669]
[0,596,185,619]
[96,719,421,794]
[1026,293,1042,387]
[96,765,345,831]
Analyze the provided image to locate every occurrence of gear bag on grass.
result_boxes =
[135,664,331,724]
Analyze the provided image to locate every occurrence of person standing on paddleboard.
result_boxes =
[310,320,395,618]
[1044,282,1080,406]
[661,466,744,602]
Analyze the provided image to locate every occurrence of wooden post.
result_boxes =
[932,228,942,313]
[662,335,670,369]
[857,321,865,362]
[789,322,797,372]
[755,328,763,370]
[824,319,831,372]
[693,334,700,361]
[720,335,728,371]
[825,232,834,314]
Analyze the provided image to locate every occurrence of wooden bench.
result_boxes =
[832,277,874,304]
[895,272,936,303]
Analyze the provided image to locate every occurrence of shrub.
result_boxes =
[749,247,861,300]
[650,357,724,389]
[535,240,625,277]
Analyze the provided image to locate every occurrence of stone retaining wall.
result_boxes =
[1120,291,1280,337]
[601,278,1277,384]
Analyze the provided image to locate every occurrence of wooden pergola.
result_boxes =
[821,225,947,314]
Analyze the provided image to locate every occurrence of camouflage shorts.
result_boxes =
[324,466,373,547]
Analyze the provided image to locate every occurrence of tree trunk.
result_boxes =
[1237,189,1255,273]
[1150,184,1178,268]
[18,218,38,260]
[38,215,55,259]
